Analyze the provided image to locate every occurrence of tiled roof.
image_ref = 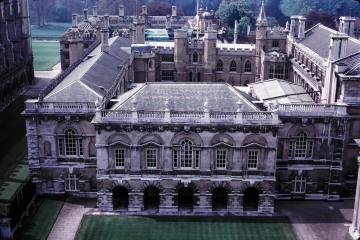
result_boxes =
[44,37,131,102]
[111,83,261,112]
[299,24,360,59]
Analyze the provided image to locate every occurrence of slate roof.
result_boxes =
[299,24,360,59]
[248,80,315,104]
[111,83,261,112]
[335,52,360,76]
[44,37,131,102]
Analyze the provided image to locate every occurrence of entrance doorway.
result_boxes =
[178,187,194,212]
[113,186,129,210]
[212,187,228,211]
[143,187,160,211]
[243,187,259,211]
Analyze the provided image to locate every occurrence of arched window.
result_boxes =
[288,131,314,159]
[173,140,200,169]
[216,59,223,72]
[230,60,237,72]
[58,129,83,156]
[193,51,198,63]
[244,60,252,73]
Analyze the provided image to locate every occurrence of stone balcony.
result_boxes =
[24,100,96,114]
[272,103,347,117]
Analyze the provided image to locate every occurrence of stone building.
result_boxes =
[0,0,34,111]
[21,1,360,216]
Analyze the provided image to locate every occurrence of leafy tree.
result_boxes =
[216,0,255,36]
[267,16,279,28]
[304,10,336,30]
[144,2,184,16]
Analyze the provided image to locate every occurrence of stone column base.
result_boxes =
[349,224,360,240]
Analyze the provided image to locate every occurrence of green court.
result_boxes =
[31,22,70,39]
[76,215,296,240]
[32,41,60,71]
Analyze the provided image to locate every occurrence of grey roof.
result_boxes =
[248,80,315,104]
[111,83,261,112]
[335,52,360,76]
[299,24,360,59]
[44,37,131,102]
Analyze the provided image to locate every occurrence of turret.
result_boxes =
[174,29,188,82]
[132,17,145,44]
[255,0,267,79]
[204,28,217,81]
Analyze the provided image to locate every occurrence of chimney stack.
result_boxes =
[142,5,147,15]
[84,9,88,22]
[93,6,97,17]
[104,14,109,29]
[72,14,78,28]
[166,14,171,29]
[172,6,177,18]
[339,16,356,37]
[119,5,125,17]
[101,15,110,53]
[349,8,353,17]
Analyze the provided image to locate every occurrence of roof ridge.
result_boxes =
[78,81,103,98]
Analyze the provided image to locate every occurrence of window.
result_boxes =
[58,129,83,157]
[269,65,288,80]
[272,40,279,48]
[161,54,174,62]
[173,140,200,169]
[288,131,314,158]
[244,60,252,73]
[247,150,259,170]
[161,71,174,81]
[230,60,237,72]
[193,51,198,63]
[216,150,227,169]
[216,59,223,72]
[292,176,306,193]
[65,174,79,191]
[114,148,125,168]
[269,65,274,79]
[146,149,157,168]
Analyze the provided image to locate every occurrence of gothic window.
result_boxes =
[288,131,314,159]
[216,150,227,169]
[65,174,79,191]
[114,148,125,168]
[230,60,237,72]
[161,71,174,81]
[247,150,259,170]
[216,59,223,72]
[244,60,252,73]
[292,176,306,193]
[193,51,198,63]
[161,54,174,62]
[146,148,157,168]
[173,140,200,169]
[57,129,83,157]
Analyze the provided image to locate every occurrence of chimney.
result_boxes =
[93,6,97,17]
[234,20,238,43]
[119,5,125,17]
[101,29,109,53]
[104,14,109,29]
[336,6,341,24]
[349,8,353,17]
[142,5,147,15]
[83,9,88,22]
[298,16,306,39]
[328,33,348,61]
[166,14,171,29]
[72,14,78,28]
[172,6,177,17]
[339,16,356,37]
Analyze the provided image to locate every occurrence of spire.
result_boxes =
[257,0,267,26]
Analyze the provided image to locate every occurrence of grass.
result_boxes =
[76,216,296,240]
[32,41,60,71]
[17,198,64,240]
[31,22,70,38]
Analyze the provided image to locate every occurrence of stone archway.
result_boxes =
[178,187,194,212]
[243,187,259,211]
[113,186,129,210]
[212,187,228,211]
[143,187,160,211]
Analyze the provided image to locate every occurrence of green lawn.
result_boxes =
[76,216,296,240]
[31,22,70,38]
[32,41,60,71]
[17,199,64,240]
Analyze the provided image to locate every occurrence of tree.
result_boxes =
[216,0,255,36]
[304,10,336,30]
[145,2,184,16]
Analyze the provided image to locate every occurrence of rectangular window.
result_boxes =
[216,150,227,169]
[114,149,125,168]
[173,150,179,168]
[161,71,174,81]
[292,176,306,193]
[65,174,79,191]
[272,40,279,48]
[194,150,200,169]
[65,138,77,156]
[161,54,174,62]
[146,149,157,168]
[247,150,259,170]
[181,149,192,168]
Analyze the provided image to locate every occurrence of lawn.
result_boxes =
[17,198,64,240]
[32,41,60,71]
[76,216,296,240]
[31,22,70,39]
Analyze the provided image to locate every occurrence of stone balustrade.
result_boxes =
[274,103,347,116]
[25,100,96,113]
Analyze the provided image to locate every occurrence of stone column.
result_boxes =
[350,140,360,239]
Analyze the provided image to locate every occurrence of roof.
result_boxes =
[335,52,360,76]
[44,37,131,102]
[299,24,360,59]
[248,79,315,104]
[145,29,169,41]
[111,83,261,112]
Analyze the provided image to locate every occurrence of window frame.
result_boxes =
[216,149,227,169]
[244,60,252,73]
[292,176,306,193]
[161,70,174,81]
[65,173,79,191]
[216,59,224,72]
[146,148,158,169]
[192,51,199,63]
[247,149,259,170]
[288,131,314,159]
[57,128,83,157]
[114,148,126,169]
[172,140,200,169]
[229,60,237,72]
